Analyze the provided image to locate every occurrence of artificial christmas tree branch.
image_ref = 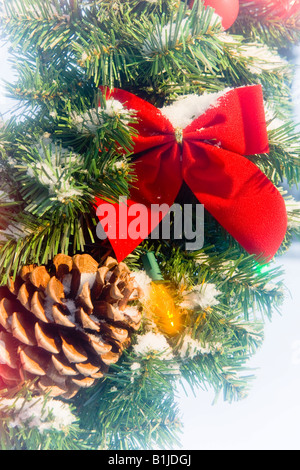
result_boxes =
[0,0,299,451]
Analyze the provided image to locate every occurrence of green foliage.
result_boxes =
[73,352,183,450]
[0,0,299,451]
[0,385,86,450]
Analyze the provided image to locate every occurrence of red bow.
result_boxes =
[95,85,287,262]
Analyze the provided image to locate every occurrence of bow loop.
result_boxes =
[183,86,269,156]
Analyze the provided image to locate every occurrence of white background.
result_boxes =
[0,41,300,451]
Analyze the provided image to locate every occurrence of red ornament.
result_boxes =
[96,86,287,264]
[189,0,240,30]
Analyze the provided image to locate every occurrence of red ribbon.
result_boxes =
[95,85,287,262]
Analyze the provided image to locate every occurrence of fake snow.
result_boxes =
[122,305,141,320]
[78,272,97,295]
[28,160,83,201]
[217,32,287,76]
[239,43,288,75]
[142,18,190,54]
[26,140,84,202]
[62,273,72,296]
[180,283,221,310]
[71,98,133,134]
[160,89,230,130]
[0,397,76,433]
[104,98,128,118]
[0,339,7,364]
[133,331,174,360]
[130,362,141,371]
[44,296,55,322]
[63,299,77,318]
[264,104,285,131]
[131,270,152,300]
[178,334,222,359]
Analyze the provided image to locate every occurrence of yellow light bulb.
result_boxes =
[147,282,181,335]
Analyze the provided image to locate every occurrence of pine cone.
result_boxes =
[0,254,142,399]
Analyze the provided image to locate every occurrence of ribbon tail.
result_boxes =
[183,142,287,262]
[94,197,170,262]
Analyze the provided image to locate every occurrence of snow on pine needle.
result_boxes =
[71,98,134,135]
[177,334,223,359]
[0,396,77,433]
[25,139,85,205]
[133,331,174,361]
[180,283,222,310]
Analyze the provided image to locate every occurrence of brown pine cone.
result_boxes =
[0,254,142,399]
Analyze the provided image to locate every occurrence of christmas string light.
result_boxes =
[142,252,182,336]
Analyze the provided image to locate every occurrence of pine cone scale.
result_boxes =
[34,322,61,354]
[0,332,18,369]
[11,311,36,346]
[31,291,50,323]
[0,298,14,332]
[18,345,49,376]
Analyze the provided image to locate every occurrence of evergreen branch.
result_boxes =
[73,353,182,450]
[0,0,74,54]
[248,120,300,187]
[0,384,86,450]
[176,307,264,401]
[0,0,298,451]
[0,210,98,284]
[180,351,258,403]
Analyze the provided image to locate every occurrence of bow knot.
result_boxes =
[175,127,184,144]
[96,85,287,263]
